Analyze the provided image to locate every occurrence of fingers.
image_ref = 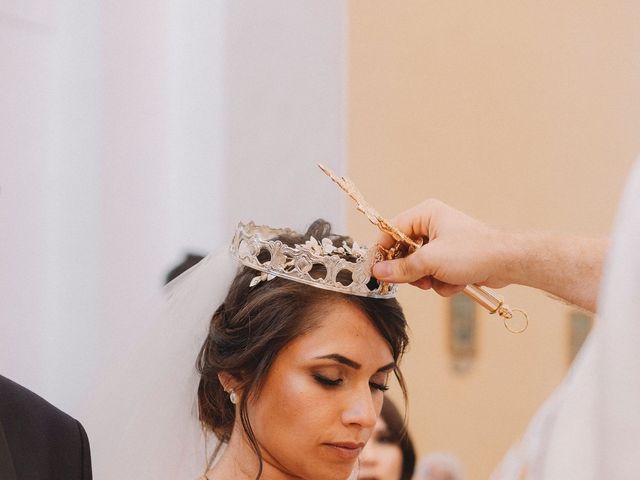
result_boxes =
[431,279,465,297]
[410,277,433,290]
[375,199,444,248]
[373,248,433,283]
[391,273,465,297]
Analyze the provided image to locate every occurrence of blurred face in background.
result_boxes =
[357,415,403,480]
[419,466,456,480]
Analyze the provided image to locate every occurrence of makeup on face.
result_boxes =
[310,353,395,393]
[245,301,396,480]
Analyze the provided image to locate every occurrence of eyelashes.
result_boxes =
[370,381,390,392]
[312,374,389,392]
[313,374,342,387]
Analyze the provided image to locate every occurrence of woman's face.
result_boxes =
[356,416,404,480]
[358,417,402,480]
[246,300,396,480]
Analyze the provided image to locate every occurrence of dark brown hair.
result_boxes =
[379,397,416,480]
[196,219,409,478]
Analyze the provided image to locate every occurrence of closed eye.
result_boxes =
[369,381,389,392]
[312,374,389,391]
[313,373,343,387]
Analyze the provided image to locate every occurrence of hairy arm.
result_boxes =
[501,233,607,312]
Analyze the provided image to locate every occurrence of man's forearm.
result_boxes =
[505,233,608,313]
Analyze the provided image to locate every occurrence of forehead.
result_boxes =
[283,300,394,366]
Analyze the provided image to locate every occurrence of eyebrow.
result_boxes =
[314,354,396,373]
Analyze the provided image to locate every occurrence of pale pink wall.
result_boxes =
[348,2,640,478]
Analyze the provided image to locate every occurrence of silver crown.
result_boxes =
[230,222,397,299]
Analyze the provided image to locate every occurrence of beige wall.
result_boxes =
[347,2,640,478]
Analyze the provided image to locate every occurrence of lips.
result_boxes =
[323,441,365,460]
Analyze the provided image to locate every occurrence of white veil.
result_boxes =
[85,248,238,479]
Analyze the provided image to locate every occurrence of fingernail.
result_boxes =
[373,262,391,279]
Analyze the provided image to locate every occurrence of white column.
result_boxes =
[0,2,57,394]
[0,0,346,418]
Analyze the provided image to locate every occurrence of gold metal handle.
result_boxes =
[463,285,528,333]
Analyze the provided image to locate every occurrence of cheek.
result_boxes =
[272,372,323,414]
[379,445,403,477]
[249,371,330,445]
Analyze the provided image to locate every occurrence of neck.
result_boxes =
[205,423,300,480]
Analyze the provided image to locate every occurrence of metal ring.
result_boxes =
[503,307,529,334]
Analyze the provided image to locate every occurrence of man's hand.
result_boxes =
[372,199,606,312]
[373,199,514,296]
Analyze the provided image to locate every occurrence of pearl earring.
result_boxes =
[229,389,238,405]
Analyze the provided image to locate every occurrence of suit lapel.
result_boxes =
[0,420,17,480]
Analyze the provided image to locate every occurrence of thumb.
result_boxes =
[372,250,433,283]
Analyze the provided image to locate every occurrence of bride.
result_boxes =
[91,219,409,480]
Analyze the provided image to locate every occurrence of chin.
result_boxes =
[307,462,357,480]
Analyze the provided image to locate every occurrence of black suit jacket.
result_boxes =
[0,375,92,480]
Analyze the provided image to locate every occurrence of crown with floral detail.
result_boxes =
[230,222,397,299]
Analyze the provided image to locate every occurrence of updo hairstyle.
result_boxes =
[196,219,409,475]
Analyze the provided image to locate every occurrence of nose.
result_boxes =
[341,386,378,429]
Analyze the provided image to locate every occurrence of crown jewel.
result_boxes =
[230,222,397,298]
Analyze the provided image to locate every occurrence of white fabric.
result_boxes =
[492,159,640,479]
[85,248,237,479]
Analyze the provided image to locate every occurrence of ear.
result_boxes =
[217,371,239,392]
